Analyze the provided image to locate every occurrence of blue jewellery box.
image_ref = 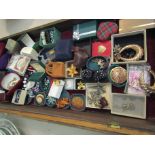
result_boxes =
[73,20,97,40]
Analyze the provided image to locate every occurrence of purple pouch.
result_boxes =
[0,52,11,70]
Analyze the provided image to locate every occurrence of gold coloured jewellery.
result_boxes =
[139,69,155,94]
[114,44,144,62]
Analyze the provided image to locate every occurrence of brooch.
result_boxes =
[139,68,155,94]
[66,64,78,78]
[77,81,86,90]
[71,94,85,111]
[114,44,144,62]
[34,92,46,106]
[108,65,127,87]
[56,98,70,109]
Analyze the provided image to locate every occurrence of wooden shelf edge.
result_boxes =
[0,108,153,135]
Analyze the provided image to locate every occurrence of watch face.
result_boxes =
[110,67,127,84]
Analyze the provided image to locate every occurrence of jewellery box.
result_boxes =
[18,33,35,47]
[64,79,75,90]
[12,89,28,105]
[45,61,65,78]
[0,90,6,101]
[0,42,6,57]
[56,90,70,109]
[30,61,45,72]
[6,55,31,76]
[54,39,73,61]
[75,78,86,90]
[66,61,80,78]
[111,30,147,64]
[92,41,111,57]
[34,92,46,106]
[48,80,65,99]
[86,83,111,109]
[39,27,61,48]
[5,39,21,54]
[126,64,151,95]
[0,52,11,70]
[20,47,39,60]
[111,93,146,119]
[73,20,97,40]
[0,72,23,98]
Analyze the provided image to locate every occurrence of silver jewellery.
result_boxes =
[114,44,144,62]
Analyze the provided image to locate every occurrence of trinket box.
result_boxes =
[0,42,6,57]
[97,22,118,41]
[18,33,35,47]
[108,64,127,87]
[64,79,75,90]
[20,47,39,60]
[92,41,111,57]
[46,61,65,78]
[71,94,85,111]
[126,64,151,95]
[1,73,21,91]
[28,72,46,82]
[86,83,111,109]
[73,20,97,40]
[75,78,86,90]
[12,89,28,105]
[30,61,45,72]
[39,27,61,48]
[48,80,65,99]
[7,55,31,76]
[56,90,70,109]
[55,39,73,61]
[5,39,21,54]
[111,30,147,64]
[0,52,11,70]
[111,93,146,119]
[66,61,80,78]
[34,92,46,106]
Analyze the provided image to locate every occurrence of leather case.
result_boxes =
[55,39,73,61]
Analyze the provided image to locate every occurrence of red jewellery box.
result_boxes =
[92,41,111,57]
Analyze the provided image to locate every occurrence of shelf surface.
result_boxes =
[0,103,154,135]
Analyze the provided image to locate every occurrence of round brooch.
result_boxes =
[108,65,127,87]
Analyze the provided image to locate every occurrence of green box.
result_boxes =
[73,20,97,40]
[39,27,61,48]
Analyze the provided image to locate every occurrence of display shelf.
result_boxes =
[0,103,154,135]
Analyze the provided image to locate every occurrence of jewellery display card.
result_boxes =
[127,64,150,95]
[86,83,111,109]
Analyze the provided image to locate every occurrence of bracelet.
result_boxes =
[139,69,155,94]
[114,44,144,62]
